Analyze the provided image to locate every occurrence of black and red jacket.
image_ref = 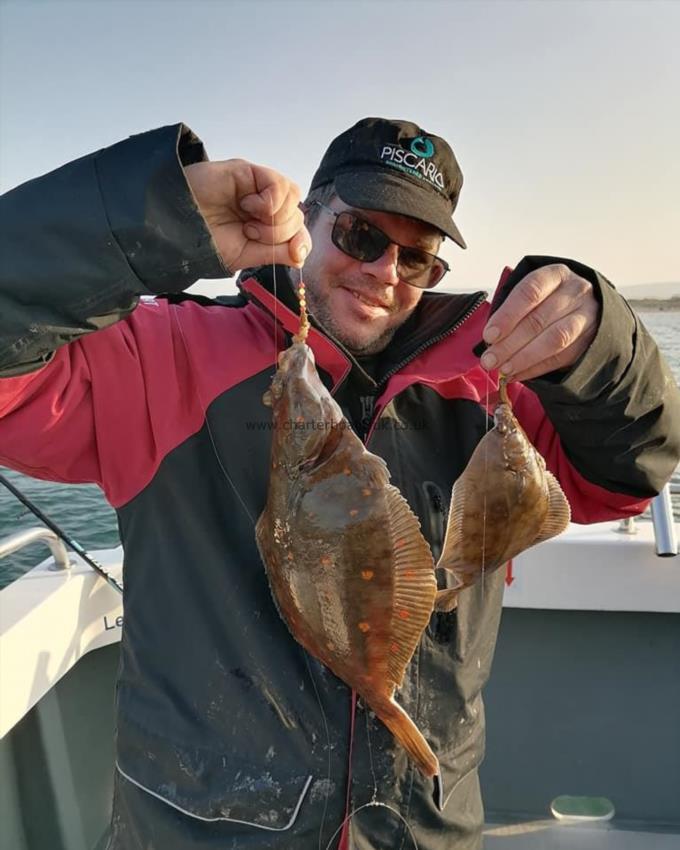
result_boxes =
[1,124,678,850]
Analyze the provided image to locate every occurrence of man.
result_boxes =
[1,118,678,850]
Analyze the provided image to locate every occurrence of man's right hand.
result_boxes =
[184,159,311,272]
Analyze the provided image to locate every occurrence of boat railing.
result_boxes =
[650,483,678,556]
[0,526,72,571]
[617,482,679,557]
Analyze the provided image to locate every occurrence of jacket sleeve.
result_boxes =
[506,256,680,501]
[0,123,226,378]
[0,124,231,500]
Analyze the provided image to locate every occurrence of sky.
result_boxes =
[1,0,678,295]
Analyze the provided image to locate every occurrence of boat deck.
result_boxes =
[1,511,679,849]
[484,819,680,849]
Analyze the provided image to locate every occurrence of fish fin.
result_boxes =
[534,472,571,544]
[371,694,439,779]
[434,587,460,612]
[386,487,437,688]
[436,477,466,572]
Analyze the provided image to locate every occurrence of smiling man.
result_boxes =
[300,200,441,354]
[1,117,678,850]
[300,119,462,357]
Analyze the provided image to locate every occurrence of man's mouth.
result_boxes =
[342,287,391,310]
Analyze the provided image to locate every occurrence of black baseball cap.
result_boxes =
[309,117,466,249]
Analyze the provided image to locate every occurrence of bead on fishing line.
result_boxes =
[294,273,311,343]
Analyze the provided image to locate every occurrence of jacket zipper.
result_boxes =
[365,292,487,445]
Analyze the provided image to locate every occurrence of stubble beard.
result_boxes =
[301,274,403,357]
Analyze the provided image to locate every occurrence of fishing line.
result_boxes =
[178,187,337,846]
[271,194,279,362]
[286,203,414,848]
[323,800,420,850]
[283,201,334,850]
[302,651,333,850]
[0,471,123,594]
[270,199,417,848]
[480,370,492,600]
[174,190,419,849]
[173,300,339,846]
[364,701,378,796]
[317,698,420,850]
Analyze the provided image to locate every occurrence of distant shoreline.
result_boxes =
[628,296,680,312]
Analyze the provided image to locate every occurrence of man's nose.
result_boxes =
[360,243,400,286]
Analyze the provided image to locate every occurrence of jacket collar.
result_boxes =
[238,267,353,390]
[237,265,487,389]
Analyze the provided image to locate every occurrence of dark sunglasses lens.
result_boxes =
[398,250,447,289]
[333,212,387,262]
[426,259,448,287]
[331,211,448,289]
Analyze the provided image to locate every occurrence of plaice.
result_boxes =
[255,338,571,775]
[255,340,439,778]
[433,377,572,612]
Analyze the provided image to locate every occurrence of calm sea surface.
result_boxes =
[1,311,678,588]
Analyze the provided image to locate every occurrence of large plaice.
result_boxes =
[255,340,439,778]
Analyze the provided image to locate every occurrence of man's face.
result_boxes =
[302,198,443,356]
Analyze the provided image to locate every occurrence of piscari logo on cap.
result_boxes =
[410,136,434,158]
[379,135,444,190]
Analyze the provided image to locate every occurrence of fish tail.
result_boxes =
[372,696,439,778]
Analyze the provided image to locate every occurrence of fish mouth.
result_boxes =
[276,341,317,378]
[493,403,513,432]
[263,342,328,412]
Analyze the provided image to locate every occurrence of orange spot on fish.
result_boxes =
[361,570,374,580]
[349,509,359,517]
[287,552,294,561]
[399,610,410,619]
[358,622,370,633]
[362,488,372,497]
[320,555,332,567]
[343,467,352,476]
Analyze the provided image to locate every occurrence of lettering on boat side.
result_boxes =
[104,614,124,631]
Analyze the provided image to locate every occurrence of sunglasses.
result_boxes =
[306,201,449,289]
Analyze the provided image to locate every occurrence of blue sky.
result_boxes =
[1,0,678,293]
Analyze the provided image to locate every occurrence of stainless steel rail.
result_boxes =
[650,484,678,557]
[0,527,71,571]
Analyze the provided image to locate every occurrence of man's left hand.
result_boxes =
[480,264,599,382]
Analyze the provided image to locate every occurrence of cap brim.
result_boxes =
[334,170,467,249]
